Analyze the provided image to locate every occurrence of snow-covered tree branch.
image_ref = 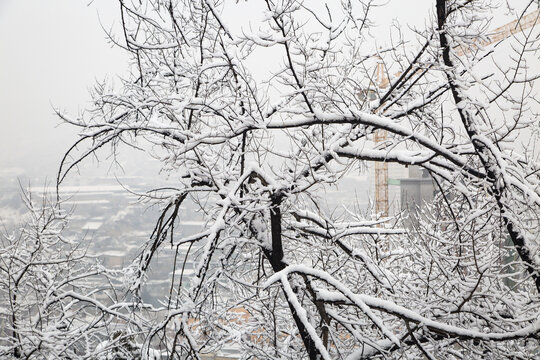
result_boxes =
[0,191,163,359]
[57,0,539,358]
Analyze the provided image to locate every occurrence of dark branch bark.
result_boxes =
[436,0,540,292]
[264,193,323,360]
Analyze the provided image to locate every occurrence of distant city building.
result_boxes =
[397,165,435,213]
[378,164,435,220]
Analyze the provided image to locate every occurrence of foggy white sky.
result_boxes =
[0,0,532,182]
[0,0,127,179]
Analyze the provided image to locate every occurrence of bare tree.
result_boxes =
[57,0,540,358]
[0,190,156,359]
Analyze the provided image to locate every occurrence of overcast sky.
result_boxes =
[0,0,532,182]
[0,0,433,178]
[0,0,127,179]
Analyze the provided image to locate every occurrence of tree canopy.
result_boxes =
[54,0,540,359]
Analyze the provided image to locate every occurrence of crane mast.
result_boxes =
[374,61,389,218]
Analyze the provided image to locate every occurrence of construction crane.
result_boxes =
[372,9,540,218]
[374,61,389,218]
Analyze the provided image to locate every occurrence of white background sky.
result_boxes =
[0,0,532,182]
[0,0,127,179]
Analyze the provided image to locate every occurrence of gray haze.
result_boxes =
[0,0,127,180]
[0,0,529,182]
